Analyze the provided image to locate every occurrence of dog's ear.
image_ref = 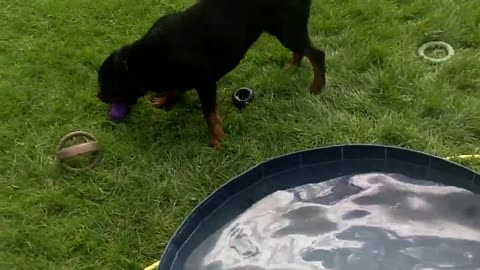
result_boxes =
[112,45,132,67]
[98,48,124,76]
[112,49,124,66]
[101,45,135,81]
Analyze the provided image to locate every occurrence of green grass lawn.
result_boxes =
[1,0,479,269]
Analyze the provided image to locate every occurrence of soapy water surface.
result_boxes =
[183,173,480,270]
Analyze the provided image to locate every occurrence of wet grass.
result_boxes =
[1,0,479,269]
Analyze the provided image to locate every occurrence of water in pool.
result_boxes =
[183,173,480,270]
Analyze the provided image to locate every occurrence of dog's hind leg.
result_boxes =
[267,4,326,94]
[304,46,326,94]
[273,30,326,94]
[285,52,304,68]
[196,82,224,148]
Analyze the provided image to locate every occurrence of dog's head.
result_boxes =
[97,48,144,105]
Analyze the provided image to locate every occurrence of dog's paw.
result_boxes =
[151,96,168,108]
[209,126,224,148]
[209,138,221,148]
[310,85,322,95]
[284,53,303,70]
[310,79,325,95]
[283,62,300,71]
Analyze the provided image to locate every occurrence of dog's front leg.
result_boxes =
[151,89,183,109]
[196,82,224,148]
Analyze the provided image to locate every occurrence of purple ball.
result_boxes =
[108,103,130,122]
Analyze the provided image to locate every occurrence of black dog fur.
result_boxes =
[97,0,326,147]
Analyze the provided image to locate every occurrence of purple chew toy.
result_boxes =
[108,103,130,122]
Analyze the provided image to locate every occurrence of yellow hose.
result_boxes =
[444,154,480,160]
[143,261,159,270]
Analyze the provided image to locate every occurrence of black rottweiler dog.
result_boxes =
[97,0,325,147]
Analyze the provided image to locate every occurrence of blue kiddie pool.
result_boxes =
[157,145,480,270]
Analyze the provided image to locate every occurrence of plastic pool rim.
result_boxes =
[156,144,479,270]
